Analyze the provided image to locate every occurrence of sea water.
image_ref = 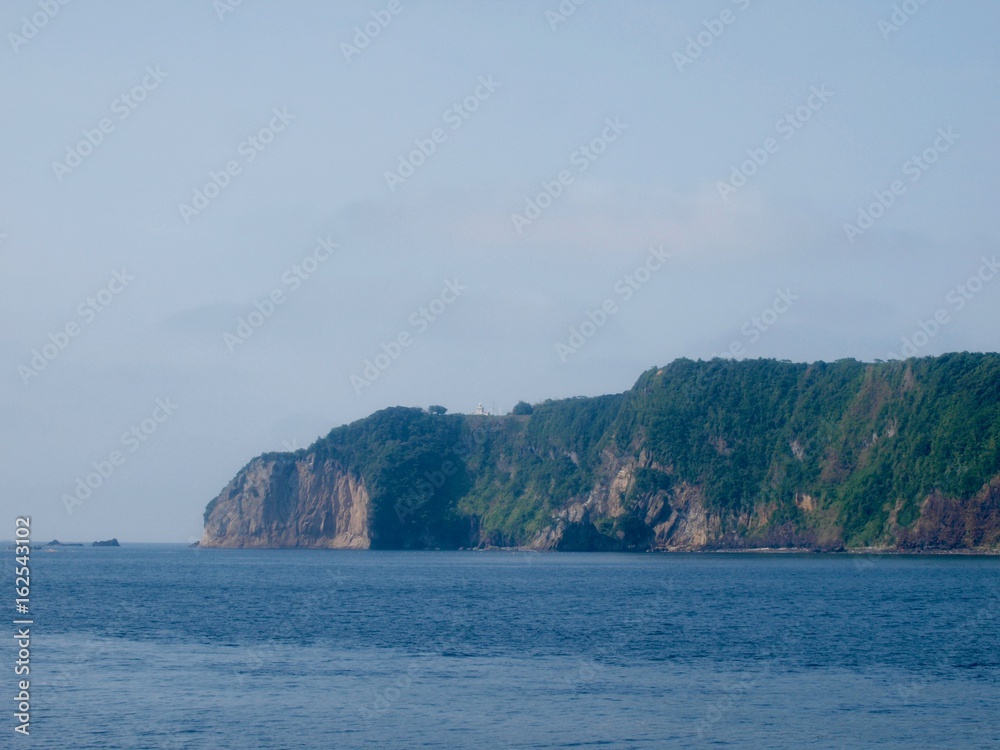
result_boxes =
[10,546,999,748]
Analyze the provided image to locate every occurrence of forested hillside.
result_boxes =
[203,354,1000,551]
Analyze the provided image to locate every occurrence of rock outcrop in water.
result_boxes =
[202,354,1000,552]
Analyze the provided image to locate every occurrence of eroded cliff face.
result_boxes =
[201,455,371,549]
[527,452,837,552]
[895,477,1000,550]
[202,355,1000,552]
[200,445,1000,551]
[201,444,1000,552]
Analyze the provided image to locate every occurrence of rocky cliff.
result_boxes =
[202,354,1000,552]
[203,455,370,548]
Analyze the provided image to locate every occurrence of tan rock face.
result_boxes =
[794,493,817,512]
[200,456,370,549]
[200,443,997,553]
[657,482,718,549]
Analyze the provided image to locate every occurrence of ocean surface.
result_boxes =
[8,546,1000,749]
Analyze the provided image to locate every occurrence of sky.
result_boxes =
[1,0,998,542]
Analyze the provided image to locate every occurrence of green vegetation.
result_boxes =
[510,401,534,415]
[273,354,1000,550]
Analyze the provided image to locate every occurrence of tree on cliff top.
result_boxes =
[511,401,533,415]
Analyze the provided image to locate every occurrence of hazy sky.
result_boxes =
[2,0,998,542]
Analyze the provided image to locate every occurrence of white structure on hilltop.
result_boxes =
[474,402,487,416]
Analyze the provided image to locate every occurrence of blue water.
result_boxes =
[8,546,1000,748]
